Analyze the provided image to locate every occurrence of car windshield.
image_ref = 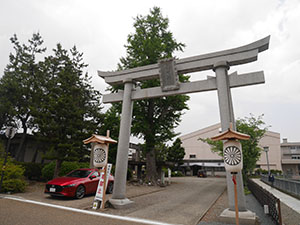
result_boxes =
[66,170,91,178]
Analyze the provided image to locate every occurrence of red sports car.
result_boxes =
[44,168,114,199]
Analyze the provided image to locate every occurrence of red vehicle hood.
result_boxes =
[47,177,85,186]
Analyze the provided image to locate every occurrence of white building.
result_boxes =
[281,138,300,179]
[179,123,282,176]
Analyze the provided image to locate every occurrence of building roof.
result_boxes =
[211,124,250,141]
[179,123,280,140]
[83,134,117,144]
[281,142,300,147]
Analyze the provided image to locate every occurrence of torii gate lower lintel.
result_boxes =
[99,36,270,213]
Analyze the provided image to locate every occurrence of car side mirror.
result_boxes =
[90,175,97,180]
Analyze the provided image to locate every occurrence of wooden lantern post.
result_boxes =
[83,131,117,209]
[211,124,250,225]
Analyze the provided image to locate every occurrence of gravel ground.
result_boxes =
[199,189,276,225]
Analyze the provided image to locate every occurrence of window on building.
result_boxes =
[189,154,196,159]
[291,149,297,154]
[291,155,300,160]
[290,146,296,150]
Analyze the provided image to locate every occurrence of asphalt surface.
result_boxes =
[0,198,154,225]
[105,177,227,225]
[0,177,227,225]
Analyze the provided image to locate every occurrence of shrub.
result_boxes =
[270,169,282,175]
[42,161,90,181]
[0,148,27,193]
[172,171,183,177]
[41,161,56,181]
[2,179,26,193]
[17,162,43,181]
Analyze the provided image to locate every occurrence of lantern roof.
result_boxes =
[83,134,117,144]
[211,124,250,141]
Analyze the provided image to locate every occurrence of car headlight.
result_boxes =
[63,184,76,188]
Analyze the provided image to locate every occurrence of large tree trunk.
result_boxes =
[145,99,158,184]
[53,159,63,178]
[145,148,158,184]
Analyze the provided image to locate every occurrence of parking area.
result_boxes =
[2,177,227,225]
[7,180,164,209]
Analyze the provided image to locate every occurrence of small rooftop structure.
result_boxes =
[211,124,250,141]
[83,134,117,145]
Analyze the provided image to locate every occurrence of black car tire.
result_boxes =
[106,182,113,194]
[75,185,85,199]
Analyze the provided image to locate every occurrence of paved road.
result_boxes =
[0,198,168,225]
[106,177,226,225]
[0,177,226,225]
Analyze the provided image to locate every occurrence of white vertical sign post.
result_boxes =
[167,168,171,185]
[94,163,112,209]
[83,131,117,210]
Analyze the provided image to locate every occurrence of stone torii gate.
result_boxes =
[98,36,270,212]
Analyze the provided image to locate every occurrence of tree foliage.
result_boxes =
[0,33,46,160]
[32,43,103,178]
[201,114,268,179]
[166,138,185,165]
[0,33,104,178]
[116,7,189,183]
[98,106,120,164]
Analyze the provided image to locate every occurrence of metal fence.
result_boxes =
[247,179,282,225]
[261,174,300,198]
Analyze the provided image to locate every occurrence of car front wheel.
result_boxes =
[75,185,85,199]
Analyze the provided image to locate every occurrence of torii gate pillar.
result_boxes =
[214,61,247,212]
[109,79,134,208]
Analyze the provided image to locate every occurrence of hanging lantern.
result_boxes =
[93,143,108,168]
[211,124,250,173]
[223,139,243,172]
[83,133,117,168]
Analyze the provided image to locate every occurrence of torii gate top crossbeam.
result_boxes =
[98,36,270,85]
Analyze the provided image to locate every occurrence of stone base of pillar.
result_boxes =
[219,208,258,225]
[109,198,134,209]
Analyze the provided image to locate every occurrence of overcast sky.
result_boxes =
[1,0,299,142]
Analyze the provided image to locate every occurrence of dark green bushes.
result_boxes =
[41,161,90,181]
[17,162,43,181]
[0,147,26,193]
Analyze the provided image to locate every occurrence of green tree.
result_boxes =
[99,106,120,164]
[116,7,189,184]
[32,44,103,178]
[166,138,185,166]
[0,33,46,160]
[200,114,268,182]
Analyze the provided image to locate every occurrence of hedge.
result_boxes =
[42,161,90,181]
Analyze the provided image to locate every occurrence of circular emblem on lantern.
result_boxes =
[94,147,106,164]
[224,146,242,166]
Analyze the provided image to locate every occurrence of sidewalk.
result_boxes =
[252,178,300,213]
[252,178,300,225]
